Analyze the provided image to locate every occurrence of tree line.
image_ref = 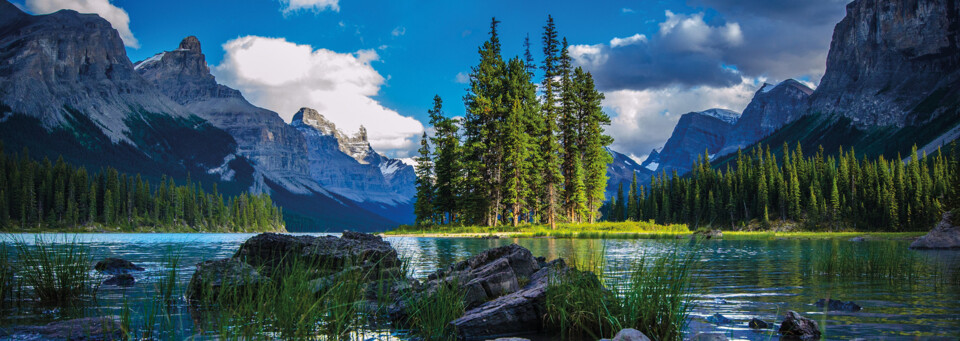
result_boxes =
[607,142,959,231]
[414,16,613,228]
[0,145,284,232]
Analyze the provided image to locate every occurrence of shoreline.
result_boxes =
[381,231,926,240]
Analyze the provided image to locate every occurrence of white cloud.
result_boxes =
[604,77,759,158]
[622,8,635,14]
[454,72,470,84]
[279,0,338,14]
[609,34,647,48]
[391,26,406,37]
[659,11,742,53]
[26,0,139,48]
[213,36,424,156]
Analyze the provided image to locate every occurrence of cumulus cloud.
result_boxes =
[26,0,138,48]
[604,77,760,159]
[213,36,424,156]
[279,0,339,14]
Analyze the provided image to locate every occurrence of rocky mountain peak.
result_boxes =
[291,107,376,164]
[179,36,202,52]
[0,0,27,26]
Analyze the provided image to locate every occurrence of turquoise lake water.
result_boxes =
[1,233,958,340]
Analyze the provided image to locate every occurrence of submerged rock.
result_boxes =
[779,310,821,340]
[706,313,732,325]
[103,274,135,287]
[748,317,770,329]
[2,317,123,340]
[94,257,144,275]
[690,333,729,341]
[910,212,960,249]
[186,258,266,302]
[815,298,861,312]
[611,328,651,341]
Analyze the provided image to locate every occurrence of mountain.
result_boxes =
[604,148,653,197]
[292,108,416,223]
[652,109,740,175]
[717,79,813,156]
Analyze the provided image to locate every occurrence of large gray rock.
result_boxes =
[185,258,266,302]
[910,212,960,249]
[612,328,651,341]
[779,310,821,340]
[450,259,567,341]
[94,257,144,275]
[424,243,541,309]
[809,0,960,128]
[3,317,123,340]
[233,232,401,276]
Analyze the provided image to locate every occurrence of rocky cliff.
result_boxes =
[810,0,960,127]
[135,36,320,194]
[718,79,813,156]
[653,109,740,174]
[605,148,654,197]
[291,108,416,206]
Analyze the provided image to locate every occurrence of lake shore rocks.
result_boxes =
[1,317,123,340]
[748,317,770,329]
[910,212,960,249]
[423,243,541,309]
[611,328,651,341]
[103,273,135,287]
[815,298,861,312]
[94,257,144,275]
[185,258,266,301]
[693,229,723,239]
[779,310,821,340]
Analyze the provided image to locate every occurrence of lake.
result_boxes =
[2,233,958,340]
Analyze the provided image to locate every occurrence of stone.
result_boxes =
[748,317,770,329]
[424,244,541,309]
[779,310,821,340]
[103,274,135,287]
[612,328,651,341]
[185,258,266,302]
[706,313,732,325]
[690,333,729,341]
[815,298,862,312]
[233,232,401,276]
[94,257,144,275]
[450,259,567,341]
[910,212,960,249]
[3,317,123,340]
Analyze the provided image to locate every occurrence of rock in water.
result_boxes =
[748,317,770,329]
[706,313,732,325]
[94,258,145,275]
[612,328,651,341]
[815,298,862,312]
[2,317,123,340]
[910,212,960,249]
[690,333,729,341]
[424,243,541,309]
[779,310,821,340]
[233,231,400,276]
[185,258,265,302]
[103,274,135,287]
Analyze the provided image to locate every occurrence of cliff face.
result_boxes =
[810,0,960,127]
[291,108,416,206]
[655,109,740,174]
[135,36,318,194]
[719,80,814,155]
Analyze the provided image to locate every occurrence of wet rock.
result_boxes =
[186,258,266,302]
[706,313,732,325]
[450,259,568,341]
[815,298,861,312]
[103,274,135,287]
[748,317,770,329]
[848,236,865,242]
[3,317,123,340]
[910,212,960,249]
[425,244,541,309]
[779,310,821,340]
[233,232,401,275]
[690,333,729,341]
[94,257,144,275]
[611,328,651,341]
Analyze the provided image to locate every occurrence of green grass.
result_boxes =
[404,280,466,341]
[0,243,12,305]
[386,221,689,236]
[10,235,96,307]
[806,240,949,284]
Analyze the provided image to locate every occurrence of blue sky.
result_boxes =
[15,0,849,159]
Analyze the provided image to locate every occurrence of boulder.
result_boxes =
[779,310,821,340]
[690,333,729,341]
[706,313,732,325]
[815,298,861,312]
[94,258,144,275]
[424,244,540,309]
[612,328,651,341]
[103,274,135,287]
[186,258,266,302]
[3,317,123,340]
[450,259,567,341]
[748,317,770,329]
[910,212,960,249]
[233,232,401,275]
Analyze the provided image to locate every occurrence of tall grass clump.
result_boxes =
[404,280,465,341]
[11,235,96,307]
[544,266,619,339]
[613,249,698,341]
[0,243,12,305]
[809,240,926,281]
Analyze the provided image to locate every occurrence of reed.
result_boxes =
[403,280,466,341]
[612,249,697,341]
[0,242,12,305]
[10,235,96,307]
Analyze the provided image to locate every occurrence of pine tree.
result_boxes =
[428,95,460,224]
[626,173,638,221]
[414,132,435,226]
[539,15,563,229]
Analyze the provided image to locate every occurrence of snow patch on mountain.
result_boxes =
[698,108,741,125]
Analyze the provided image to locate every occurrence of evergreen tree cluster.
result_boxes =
[607,142,959,232]
[0,146,284,232]
[414,16,613,228]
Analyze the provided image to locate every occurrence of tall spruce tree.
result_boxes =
[539,15,563,229]
[428,95,461,224]
[414,132,435,226]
